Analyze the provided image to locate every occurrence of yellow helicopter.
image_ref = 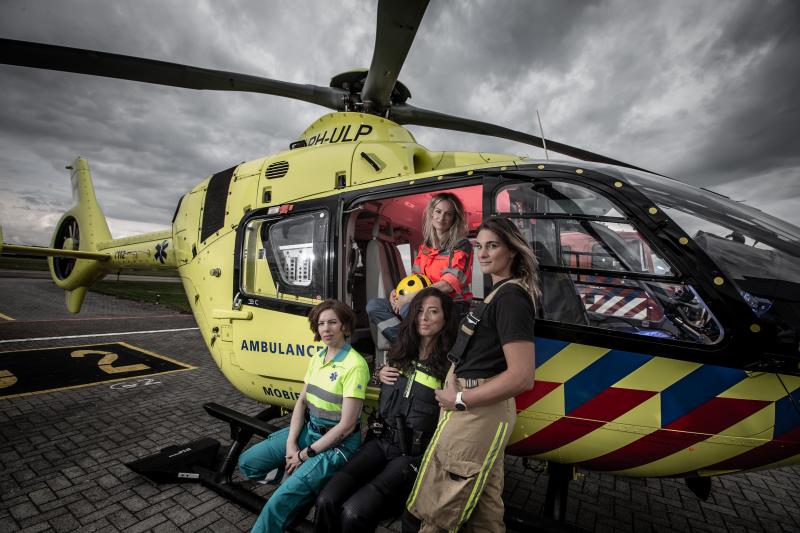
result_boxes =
[2,0,800,522]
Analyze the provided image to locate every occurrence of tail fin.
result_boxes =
[49,157,113,312]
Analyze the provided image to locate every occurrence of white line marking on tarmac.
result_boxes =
[0,327,199,344]
[0,314,185,325]
[0,311,14,321]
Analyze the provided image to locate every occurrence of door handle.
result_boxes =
[212,309,253,320]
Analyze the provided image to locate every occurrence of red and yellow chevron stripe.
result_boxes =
[507,338,800,477]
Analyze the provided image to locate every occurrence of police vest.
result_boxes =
[305,344,369,426]
[379,360,443,440]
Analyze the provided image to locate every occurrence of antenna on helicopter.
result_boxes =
[536,108,549,161]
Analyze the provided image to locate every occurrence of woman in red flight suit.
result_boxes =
[367,192,473,344]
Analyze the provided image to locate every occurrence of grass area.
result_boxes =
[106,268,179,278]
[2,253,187,311]
[0,255,49,271]
[0,254,178,277]
[89,280,191,313]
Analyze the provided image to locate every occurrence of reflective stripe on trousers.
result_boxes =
[406,369,515,532]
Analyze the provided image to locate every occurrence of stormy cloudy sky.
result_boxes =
[1,0,798,246]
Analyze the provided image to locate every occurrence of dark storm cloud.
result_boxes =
[1,0,798,246]
[673,0,800,185]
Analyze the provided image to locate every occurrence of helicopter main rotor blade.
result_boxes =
[0,38,347,110]
[390,103,658,174]
[361,0,429,111]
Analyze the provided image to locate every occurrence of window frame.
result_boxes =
[489,174,728,346]
[233,197,338,316]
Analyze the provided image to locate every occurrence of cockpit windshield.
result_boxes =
[623,171,800,344]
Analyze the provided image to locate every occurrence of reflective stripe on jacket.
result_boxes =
[304,344,370,425]
[412,238,473,301]
[379,360,443,438]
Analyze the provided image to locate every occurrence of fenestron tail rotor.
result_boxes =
[52,216,80,280]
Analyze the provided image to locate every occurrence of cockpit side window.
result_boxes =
[661,205,800,322]
[494,181,723,345]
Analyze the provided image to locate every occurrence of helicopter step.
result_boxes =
[126,402,585,531]
[125,402,283,514]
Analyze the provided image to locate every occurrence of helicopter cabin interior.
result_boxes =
[235,172,757,375]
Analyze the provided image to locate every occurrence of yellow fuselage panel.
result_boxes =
[301,112,416,147]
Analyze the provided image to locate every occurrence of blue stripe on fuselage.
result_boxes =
[564,349,652,414]
[660,365,747,427]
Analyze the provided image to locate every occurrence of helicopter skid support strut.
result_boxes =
[125,402,282,514]
[544,462,574,522]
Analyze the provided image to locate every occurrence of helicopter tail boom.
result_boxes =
[41,158,176,312]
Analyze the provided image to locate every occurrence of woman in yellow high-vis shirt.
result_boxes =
[239,300,370,532]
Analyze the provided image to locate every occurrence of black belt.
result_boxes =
[456,375,496,389]
[308,420,333,435]
[382,424,432,456]
[309,420,359,435]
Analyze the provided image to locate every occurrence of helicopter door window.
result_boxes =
[241,219,278,298]
[240,211,329,300]
[494,182,723,344]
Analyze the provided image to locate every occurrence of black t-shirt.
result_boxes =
[455,279,536,379]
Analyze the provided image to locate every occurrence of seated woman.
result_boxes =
[315,287,455,533]
[367,192,473,344]
[239,300,370,533]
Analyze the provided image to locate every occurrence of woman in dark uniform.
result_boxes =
[405,217,540,533]
[315,287,456,532]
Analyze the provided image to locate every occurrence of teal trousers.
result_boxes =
[239,424,361,532]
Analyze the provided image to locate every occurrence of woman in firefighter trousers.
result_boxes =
[367,191,473,344]
[314,286,456,532]
[238,300,370,532]
[405,217,540,532]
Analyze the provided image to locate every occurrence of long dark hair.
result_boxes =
[387,287,455,380]
[477,217,541,301]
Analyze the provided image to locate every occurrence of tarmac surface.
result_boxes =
[2,275,800,532]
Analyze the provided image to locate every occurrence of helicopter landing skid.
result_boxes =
[125,402,283,514]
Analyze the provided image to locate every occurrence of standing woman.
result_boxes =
[367,192,473,344]
[239,300,370,533]
[405,217,540,532]
[315,287,455,532]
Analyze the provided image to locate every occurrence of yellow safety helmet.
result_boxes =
[396,273,433,296]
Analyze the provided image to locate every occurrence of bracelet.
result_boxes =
[372,364,387,381]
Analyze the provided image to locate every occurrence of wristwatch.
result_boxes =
[454,391,467,411]
[305,446,318,458]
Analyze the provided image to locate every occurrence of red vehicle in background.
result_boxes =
[561,231,667,324]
